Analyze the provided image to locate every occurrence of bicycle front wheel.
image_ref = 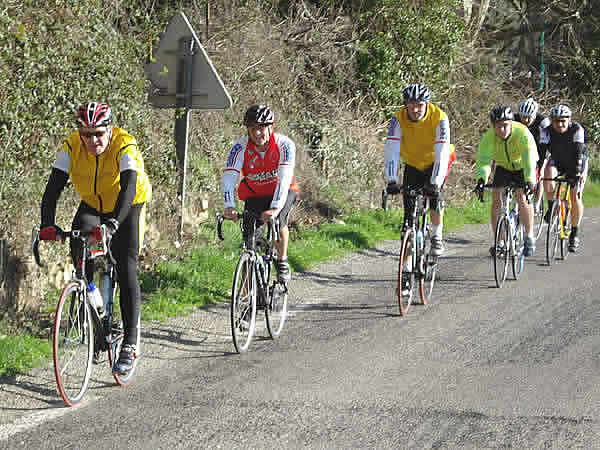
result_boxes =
[397,228,416,316]
[511,222,525,280]
[546,202,560,265]
[493,216,510,288]
[560,200,571,260]
[231,252,257,353]
[53,282,94,406]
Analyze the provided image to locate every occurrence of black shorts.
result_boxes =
[492,165,525,187]
[243,190,296,248]
[402,164,444,213]
[243,189,297,228]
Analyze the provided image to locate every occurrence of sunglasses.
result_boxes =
[80,130,107,138]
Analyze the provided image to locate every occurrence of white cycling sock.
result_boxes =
[430,224,443,240]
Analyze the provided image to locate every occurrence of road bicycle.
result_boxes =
[32,225,136,406]
[532,172,547,240]
[478,182,527,288]
[543,175,573,265]
[217,210,289,353]
[387,184,438,316]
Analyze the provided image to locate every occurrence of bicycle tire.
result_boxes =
[493,215,510,288]
[53,282,94,406]
[419,229,436,304]
[560,200,571,260]
[231,252,257,353]
[546,202,560,265]
[511,222,525,280]
[533,196,546,240]
[265,279,288,339]
[397,228,416,316]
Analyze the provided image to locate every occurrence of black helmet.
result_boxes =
[243,104,274,126]
[489,105,514,123]
[402,83,432,103]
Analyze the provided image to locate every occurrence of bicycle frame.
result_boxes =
[543,176,573,264]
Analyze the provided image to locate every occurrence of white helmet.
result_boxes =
[518,98,539,118]
[550,104,572,118]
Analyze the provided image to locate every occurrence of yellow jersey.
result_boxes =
[60,127,152,213]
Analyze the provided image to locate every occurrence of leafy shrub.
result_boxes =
[357,0,464,111]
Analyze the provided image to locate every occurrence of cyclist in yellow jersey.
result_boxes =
[384,84,455,249]
[384,83,455,294]
[475,105,538,256]
[39,102,151,376]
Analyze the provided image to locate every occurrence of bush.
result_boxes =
[357,0,464,111]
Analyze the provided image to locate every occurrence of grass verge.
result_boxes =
[2,182,599,375]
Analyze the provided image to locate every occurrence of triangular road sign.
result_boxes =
[145,11,232,110]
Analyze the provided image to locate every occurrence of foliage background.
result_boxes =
[0,0,598,326]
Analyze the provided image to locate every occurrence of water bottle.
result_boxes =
[416,230,423,249]
[88,282,104,316]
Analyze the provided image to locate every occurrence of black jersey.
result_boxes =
[539,121,587,176]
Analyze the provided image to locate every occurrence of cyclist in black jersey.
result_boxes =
[540,104,588,252]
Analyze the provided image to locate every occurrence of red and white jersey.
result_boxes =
[222,132,298,211]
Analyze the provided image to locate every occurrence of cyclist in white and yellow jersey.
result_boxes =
[384,83,456,257]
[40,102,152,376]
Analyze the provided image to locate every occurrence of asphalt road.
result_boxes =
[1,211,599,449]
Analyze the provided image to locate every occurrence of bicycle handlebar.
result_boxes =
[32,225,115,268]
[216,211,279,244]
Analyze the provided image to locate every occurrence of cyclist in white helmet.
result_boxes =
[514,98,551,213]
[384,83,456,295]
[540,104,588,252]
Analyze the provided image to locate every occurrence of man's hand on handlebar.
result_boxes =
[39,225,65,242]
[223,207,239,221]
[261,208,278,221]
[386,182,402,195]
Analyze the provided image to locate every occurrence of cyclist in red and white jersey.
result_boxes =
[222,104,299,282]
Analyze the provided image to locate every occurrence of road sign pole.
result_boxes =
[175,37,196,239]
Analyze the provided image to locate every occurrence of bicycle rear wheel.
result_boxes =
[231,252,257,353]
[560,200,571,260]
[546,202,560,265]
[397,228,416,316]
[265,278,288,339]
[419,230,437,304]
[511,222,525,280]
[53,282,93,406]
[493,216,510,288]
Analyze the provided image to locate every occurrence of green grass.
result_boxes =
[0,335,52,377]
[2,182,598,375]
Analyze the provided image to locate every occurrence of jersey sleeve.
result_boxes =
[383,116,402,183]
[270,135,296,210]
[431,116,451,186]
[222,139,246,208]
[475,130,494,183]
[53,141,71,174]
[520,128,539,184]
[573,123,586,175]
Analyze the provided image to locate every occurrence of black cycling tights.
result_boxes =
[71,202,143,345]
